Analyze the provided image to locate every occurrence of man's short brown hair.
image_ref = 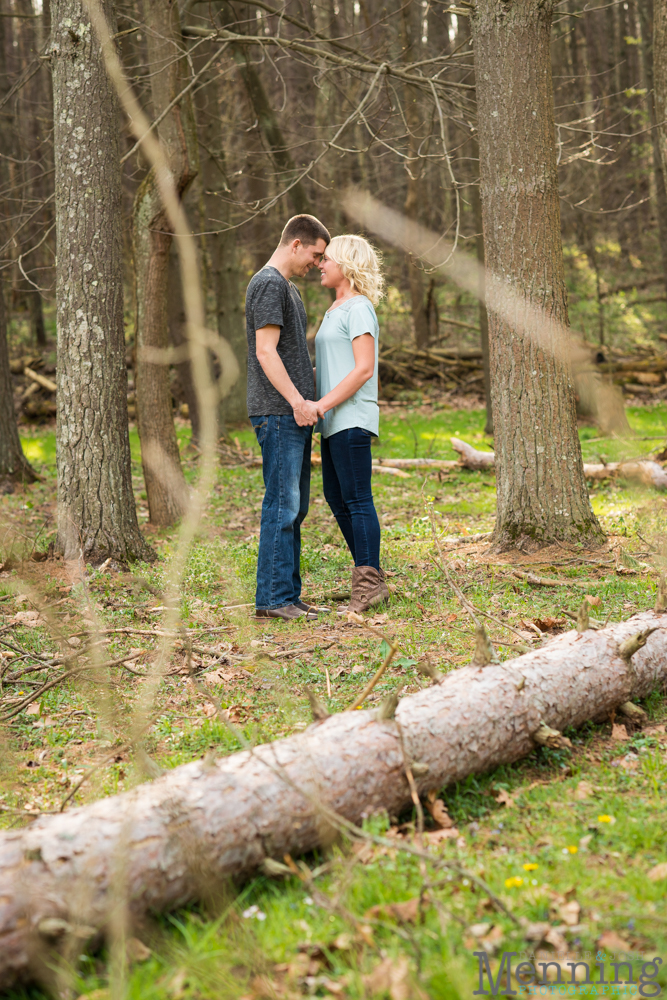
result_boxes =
[279,214,330,247]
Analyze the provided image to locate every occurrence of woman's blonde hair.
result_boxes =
[327,234,384,306]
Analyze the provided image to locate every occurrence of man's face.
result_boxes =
[291,238,328,277]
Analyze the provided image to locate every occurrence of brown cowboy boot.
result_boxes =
[347,566,390,613]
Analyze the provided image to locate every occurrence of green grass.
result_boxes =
[19,425,194,476]
[3,405,667,999]
[18,403,667,474]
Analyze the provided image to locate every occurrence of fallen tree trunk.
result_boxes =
[451,437,667,489]
[1,612,666,991]
[373,458,460,470]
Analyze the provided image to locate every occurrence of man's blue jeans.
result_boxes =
[251,414,312,609]
[321,426,381,570]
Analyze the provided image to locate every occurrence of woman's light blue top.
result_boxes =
[315,295,379,439]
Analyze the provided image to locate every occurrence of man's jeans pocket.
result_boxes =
[251,417,269,448]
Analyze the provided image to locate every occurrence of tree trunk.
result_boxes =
[133,0,198,526]
[471,180,493,436]
[401,0,430,351]
[471,0,605,552]
[643,0,667,301]
[0,610,665,992]
[0,283,36,489]
[192,45,246,426]
[0,7,37,490]
[12,0,49,348]
[167,246,201,445]
[50,0,153,563]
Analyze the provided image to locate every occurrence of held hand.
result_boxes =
[293,398,319,426]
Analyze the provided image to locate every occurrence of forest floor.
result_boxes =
[2,402,667,1000]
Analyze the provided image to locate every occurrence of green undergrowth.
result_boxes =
[2,405,667,998]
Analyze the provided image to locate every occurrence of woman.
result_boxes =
[315,234,390,613]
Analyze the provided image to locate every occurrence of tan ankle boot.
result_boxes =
[348,566,390,613]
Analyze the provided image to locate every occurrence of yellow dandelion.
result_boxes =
[522,863,539,871]
[567,845,578,854]
[598,815,614,824]
[504,876,524,888]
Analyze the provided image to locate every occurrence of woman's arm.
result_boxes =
[316,332,375,416]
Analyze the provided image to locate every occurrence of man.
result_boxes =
[246,214,330,621]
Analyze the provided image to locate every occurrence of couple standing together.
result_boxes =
[245,213,390,621]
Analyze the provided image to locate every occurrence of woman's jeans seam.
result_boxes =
[321,426,380,570]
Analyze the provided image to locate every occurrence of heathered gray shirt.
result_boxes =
[245,266,314,416]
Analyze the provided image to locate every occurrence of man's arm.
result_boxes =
[255,325,318,426]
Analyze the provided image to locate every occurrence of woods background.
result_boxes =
[2,0,667,499]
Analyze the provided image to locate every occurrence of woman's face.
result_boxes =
[318,253,346,289]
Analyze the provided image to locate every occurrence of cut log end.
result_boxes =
[470,622,499,667]
[450,437,495,471]
[618,628,659,663]
[306,687,330,722]
[618,701,648,724]
[655,576,667,613]
[376,688,402,720]
[533,722,573,751]
[417,660,444,684]
[576,600,590,633]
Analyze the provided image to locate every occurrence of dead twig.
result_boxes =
[0,652,144,722]
[512,569,597,589]
[346,613,399,710]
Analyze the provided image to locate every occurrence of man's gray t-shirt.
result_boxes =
[245,266,314,416]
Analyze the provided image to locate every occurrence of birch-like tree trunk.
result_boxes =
[50,0,153,562]
[133,0,197,526]
[0,611,665,992]
[471,0,605,551]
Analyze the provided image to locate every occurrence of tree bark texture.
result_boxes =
[402,0,430,351]
[471,0,604,552]
[471,183,493,435]
[0,8,37,490]
[50,0,153,563]
[133,0,198,526]
[167,247,201,444]
[194,53,246,426]
[1,611,666,991]
[649,0,667,300]
[13,0,49,348]
[0,283,36,488]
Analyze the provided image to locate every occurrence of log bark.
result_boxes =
[450,437,667,489]
[1,611,667,992]
[50,0,154,563]
[450,437,495,471]
[471,0,605,551]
